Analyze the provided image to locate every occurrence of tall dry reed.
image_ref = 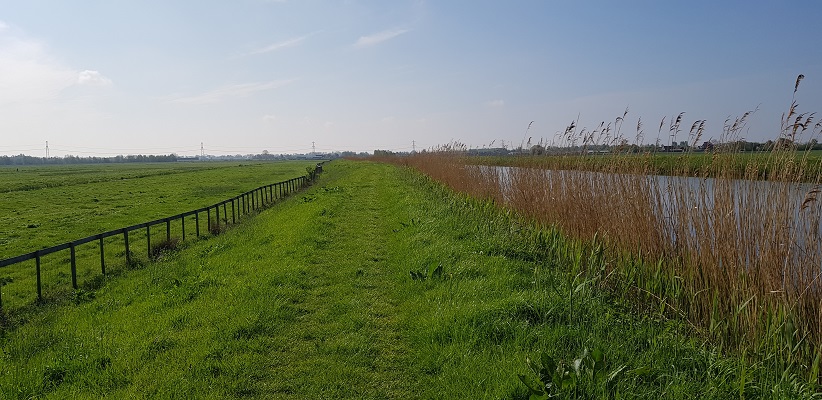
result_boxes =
[391,75,822,375]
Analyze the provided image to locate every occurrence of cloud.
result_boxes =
[354,28,409,48]
[262,114,277,122]
[0,25,78,105]
[486,99,505,108]
[77,70,112,86]
[170,79,296,104]
[246,36,306,55]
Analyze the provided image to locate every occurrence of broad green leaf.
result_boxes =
[518,374,544,394]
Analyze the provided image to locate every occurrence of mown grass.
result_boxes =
[1,160,815,398]
[0,161,318,312]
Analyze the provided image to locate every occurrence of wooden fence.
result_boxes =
[0,165,322,309]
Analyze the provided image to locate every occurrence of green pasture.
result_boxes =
[0,160,814,398]
[472,150,822,180]
[0,161,318,258]
[0,161,318,310]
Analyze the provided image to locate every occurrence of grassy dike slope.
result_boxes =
[0,160,807,398]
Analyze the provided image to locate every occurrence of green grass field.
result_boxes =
[0,160,814,398]
[0,161,318,310]
[471,150,822,181]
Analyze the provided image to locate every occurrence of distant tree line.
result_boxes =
[0,153,179,165]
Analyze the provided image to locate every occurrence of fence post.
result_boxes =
[232,199,236,224]
[70,243,77,289]
[181,215,186,241]
[36,252,42,301]
[124,230,131,265]
[100,237,106,275]
[216,205,220,230]
[146,226,152,259]
[166,219,171,242]
[223,202,227,224]
[207,207,211,233]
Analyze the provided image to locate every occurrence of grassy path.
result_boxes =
[0,160,814,398]
[248,160,414,396]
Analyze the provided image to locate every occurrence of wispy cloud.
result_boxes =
[246,36,306,55]
[78,70,112,86]
[354,28,409,48]
[486,99,505,108]
[170,79,296,105]
[0,24,78,105]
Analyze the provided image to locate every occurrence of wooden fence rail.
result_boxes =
[0,164,323,309]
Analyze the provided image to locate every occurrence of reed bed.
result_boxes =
[383,76,822,379]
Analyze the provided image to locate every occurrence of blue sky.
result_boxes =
[1,1,821,157]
